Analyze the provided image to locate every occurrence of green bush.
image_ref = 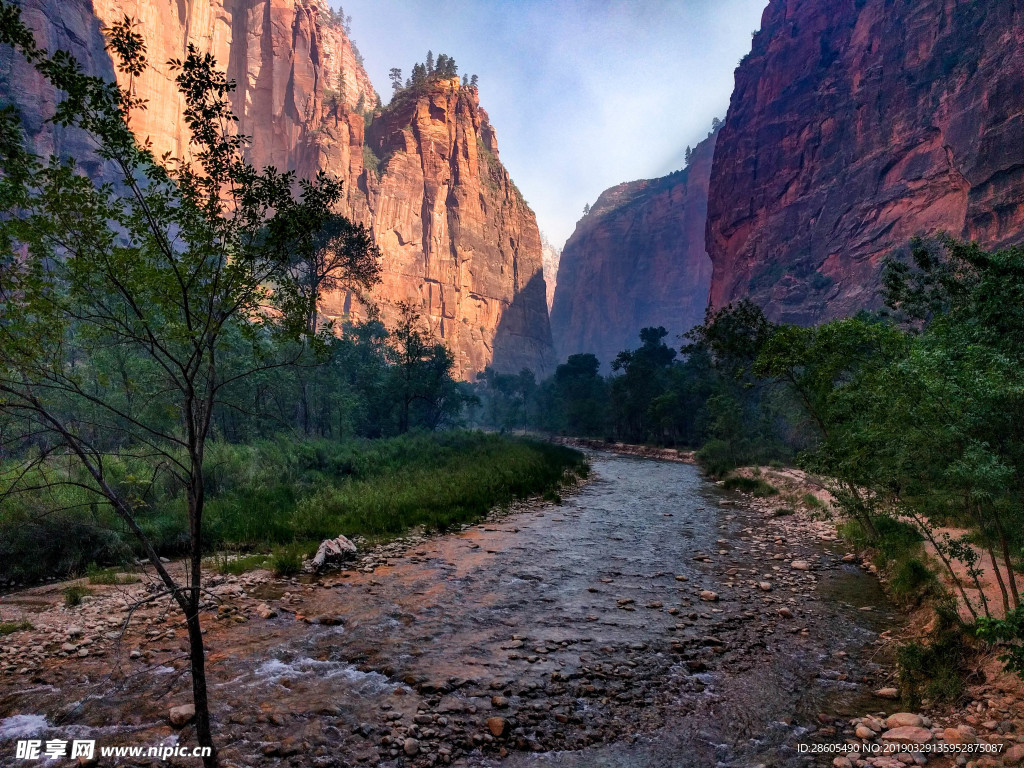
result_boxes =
[63,584,92,607]
[0,621,33,636]
[722,475,778,497]
[270,550,303,577]
[86,563,139,585]
[889,556,937,602]
[898,610,970,708]
[977,607,1024,680]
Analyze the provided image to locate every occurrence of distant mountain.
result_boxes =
[549,129,718,367]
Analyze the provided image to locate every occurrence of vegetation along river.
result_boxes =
[0,451,899,767]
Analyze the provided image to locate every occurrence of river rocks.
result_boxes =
[790,560,811,571]
[758,582,772,591]
[486,717,507,737]
[402,738,420,757]
[777,607,794,619]
[1003,744,1024,764]
[856,724,878,739]
[311,535,358,572]
[882,726,933,745]
[699,590,719,602]
[875,687,900,699]
[886,713,925,728]
[169,704,195,727]
[491,696,509,709]
[833,758,853,768]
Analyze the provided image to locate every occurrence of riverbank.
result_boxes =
[0,432,588,589]
[550,436,696,464]
[721,464,1024,768]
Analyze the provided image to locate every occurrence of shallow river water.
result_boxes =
[0,452,900,767]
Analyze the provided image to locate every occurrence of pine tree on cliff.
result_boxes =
[389,67,403,91]
[425,49,434,74]
[470,73,479,88]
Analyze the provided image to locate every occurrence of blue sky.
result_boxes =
[335,0,769,247]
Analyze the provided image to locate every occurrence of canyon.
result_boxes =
[0,0,552,377]
[549,129,717,368]
[550,0,1024,357]
[705,0,1024,324]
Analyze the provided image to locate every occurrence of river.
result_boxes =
[0,451,899,767]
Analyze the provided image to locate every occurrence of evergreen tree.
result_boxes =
[389,67,403,91]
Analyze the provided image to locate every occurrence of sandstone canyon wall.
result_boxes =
[706,0,1024,324]
[549,130,717,368]
[0,0,552,377]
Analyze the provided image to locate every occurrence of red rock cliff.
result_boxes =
[549,129,717,367]
[706,0,1024,323]
[0,0,552,377]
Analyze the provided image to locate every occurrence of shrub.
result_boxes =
[898,610,970,708]
[802,492,824,509]
[722,476,778,497]
[86,563,139,585]
[63,584,93,607]
[977,607,1024,680]
[270,550,303,577]
[0,621,32,636]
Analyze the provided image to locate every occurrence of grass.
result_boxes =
[86,563,139,585]
[722,475,779,497]
[802,492,825,509]
[63,584,92,607]
[1,432,588,583]
[897,607,971,708]
[0,620,33,636]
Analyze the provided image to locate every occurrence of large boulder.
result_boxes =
[310,535,358,571]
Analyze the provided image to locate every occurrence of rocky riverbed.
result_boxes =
[0,452,1015,767]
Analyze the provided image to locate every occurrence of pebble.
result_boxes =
[882,726,933,745]
[169,704,195,727]
[886,713,924,729]
[486,717,507,737]
[699,590,719,602]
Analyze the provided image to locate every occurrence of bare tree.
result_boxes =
[0,8,377,764]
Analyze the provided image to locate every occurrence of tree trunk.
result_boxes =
[186,607,218,767]
[992,505,1021,609]
[987,543,1011,618]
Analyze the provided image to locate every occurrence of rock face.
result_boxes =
[1,0,551,377]
[706,0,1024,324]
[550,130,717,368]
[540,234,561,312]
[335,80,553,377]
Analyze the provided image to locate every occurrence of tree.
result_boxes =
[425,49,434,75]
[609,327,677,442]
[386,303,470,433]
[470,74,478,88]
[389,67,403,92]
[0,9,377,763]
[582,203,591,216]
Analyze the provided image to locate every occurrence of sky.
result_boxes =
[335,0,769,248]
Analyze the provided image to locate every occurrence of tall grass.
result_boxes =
[0,432,588,583]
